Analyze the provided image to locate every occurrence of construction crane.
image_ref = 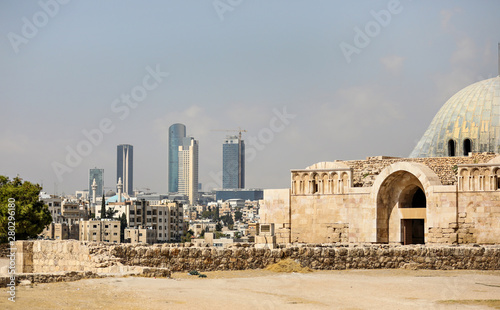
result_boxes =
[211,127,247,141]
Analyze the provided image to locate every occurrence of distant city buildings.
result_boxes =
[88,168,104,201]
[178,137,199,205]
[117,144,133,195]
[223,135,245,189]
[168,123,186,193]
[80,219,121,243]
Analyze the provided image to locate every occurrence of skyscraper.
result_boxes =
[88,168,104,201]
[223,135,245,189]
[117,144,133,195]
[178,137,198,205]
[168,123,186,193]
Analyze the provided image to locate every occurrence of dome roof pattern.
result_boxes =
[410,76,500,158]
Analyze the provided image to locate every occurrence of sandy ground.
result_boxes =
[1,268,500,310]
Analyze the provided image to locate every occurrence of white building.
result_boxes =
[178,137,199,205]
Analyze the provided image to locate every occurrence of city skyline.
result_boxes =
[1,2,500,194]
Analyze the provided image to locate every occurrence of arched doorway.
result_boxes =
[399,186,426,245]
[376,171,427,244]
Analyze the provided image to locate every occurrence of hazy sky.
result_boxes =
[1,0,500,195]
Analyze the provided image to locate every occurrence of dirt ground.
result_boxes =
[1,268,500,309]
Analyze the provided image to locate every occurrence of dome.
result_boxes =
[105,190,116,197]
[410,76,500,158]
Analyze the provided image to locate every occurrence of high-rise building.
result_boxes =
[117,144,133,195]
[178,137,198,205]
[168,123,186,193]
[223,135,245,189]
[88,168,104,201]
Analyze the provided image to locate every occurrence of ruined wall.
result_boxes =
[345,153,497,187]
[290,190,373,244]
[13,241,500,274]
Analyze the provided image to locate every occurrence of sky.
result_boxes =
[1,0,500,195]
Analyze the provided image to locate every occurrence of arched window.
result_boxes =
[448,140,456,156]
[463,139,472,156]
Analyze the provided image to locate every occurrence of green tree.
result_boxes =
[100,193,105,218]
[215,221,222,232]
[181,229,194,243]
[214,206,219,221]
[234,210,242,222]
[105,206,118,219]
[222,214,234,230]
[119,213,127,242]
[0,176,52,243]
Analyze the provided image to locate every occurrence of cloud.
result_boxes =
[440,8,462,32]
[380,55,404,76]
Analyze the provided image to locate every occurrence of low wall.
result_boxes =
[13,241,500,274]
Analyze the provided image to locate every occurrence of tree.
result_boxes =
[222,214,234,230]
[214,206,220,221]
[100,193,105,218]
[0,175,52,243]
[181,229,194,243]
[234,210,242,222]
[119,213,127,242]
[215,221,222,232]
[105,206,118,219]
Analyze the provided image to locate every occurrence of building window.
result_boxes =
[93,225,97,228]
[159,233,162,238]
[448,140,455,156]
[463,139,472,155]
[113,233,117,235]
[93,232,96,235]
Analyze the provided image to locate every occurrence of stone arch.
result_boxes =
[371,162,441,244]
[331,172,339,194]
[292,173,300,195]
[494,168,500,190]
[341,172,349,194]
[311,173,320,194]
[300,173,309,194]
[320,173,329,194]
[471,168,480,191]
[459,168,469,191]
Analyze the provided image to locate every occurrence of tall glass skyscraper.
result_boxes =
[178,137,199,205]
[117,144,133,195]
[223,136,245,189]
[88,168,104,201]
[168,123,186,193]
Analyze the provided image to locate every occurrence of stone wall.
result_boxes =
[14,241,500,274]
[345,153,497,187]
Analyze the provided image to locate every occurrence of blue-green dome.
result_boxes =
[410,76,500,158]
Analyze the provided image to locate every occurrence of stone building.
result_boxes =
[261,72,500,246]
[125,226,157,244]
[79,219,121,243]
